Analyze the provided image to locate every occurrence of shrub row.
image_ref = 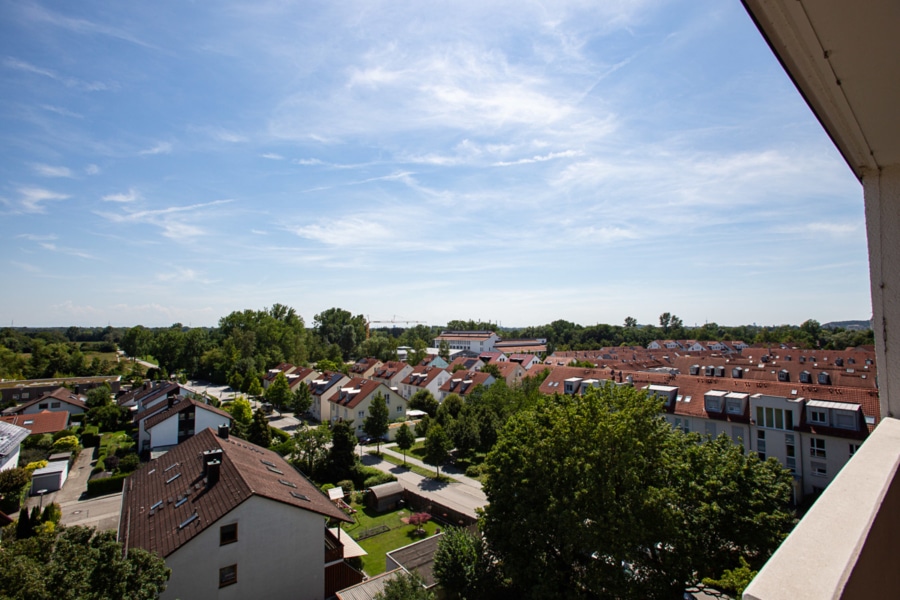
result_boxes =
[86,473,129,497]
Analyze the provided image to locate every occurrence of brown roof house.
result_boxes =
[399,366,450,401]
[137,397,233,453]
[3,387,86,417]
[328,378,407,438]
[0,410,70,436]
[0,421,30,472]
[119,426,357,600]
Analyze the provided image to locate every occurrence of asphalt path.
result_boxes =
[361,452,487,520]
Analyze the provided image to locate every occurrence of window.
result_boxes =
[219,564,237,588]
[786,435,797,473]
[726,398,743,415]
[38,403,48,409]
[810,409,827,425]
[834,411,857,430]
[220,523,238,546]
[50,401,61,408]
[810,438,826,458]
[849,443,861,457]
[756,406,793,430]
[756,430,766,458]
[811,462,827,477]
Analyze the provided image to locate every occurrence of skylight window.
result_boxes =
[266,466,284,475]
[164,463,179,473]
[261,459,276,467]
[175,496,188,508]
[178,513,199,529]
[166,473,182,484]
[278,479,297,488]
[151,500,163,511]
[290,491,310,502]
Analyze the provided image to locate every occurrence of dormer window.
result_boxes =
[799,371,812,384]
[818,372,831,385]
[689,365,700,376]
[777,369,790,382]
[809,409,827,425]
[732,367,743,378]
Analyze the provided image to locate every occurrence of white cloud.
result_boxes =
[96,199,233,241]
[139,141,173,155]
[21,3,154,49]
[261,153,284,160]
[493,149,583,166]
[38,242,97,260]
[17,187,70,213]
[3,57,115,91]
[40,104,83,119]
[31,163,74,178]
[102,189,140,203]
[16,233,58,242]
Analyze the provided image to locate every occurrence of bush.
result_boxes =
[336,479,354,493]
[118,454,139,473]
[52,429,77,442]
[41,502,62,524]
[22,434,52,450]
[24,460,48,474]
[321,483,335,492]
[104,455,120,471]
[80,432,100,448]
[86,473,129,496]
[363,472,397,489]
[0,468,30,495]
[270,440,293,457]
[51,436,80,453]
[465,464,482,477]
[270,428,291,443]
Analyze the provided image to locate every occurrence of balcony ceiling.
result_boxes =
[742,0,900,179]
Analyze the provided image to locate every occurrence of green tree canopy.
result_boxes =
[363,392,390,453]
[373,570,434,600]
[224,396,252,426]
[265,371,292,408]
[293,423,332,478]
[481,384,794,599]
[0,525,170,599]
[394,423,415,465]
[423,424,451,478]
[291,381,313,415]
[327,421,358,482]
[247,408,272,448]
[434,527,504,600]
[408,389,439,417]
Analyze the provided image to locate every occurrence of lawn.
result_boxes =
[95,430,134,471]
[341,501,442,576]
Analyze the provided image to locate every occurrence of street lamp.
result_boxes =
[37,489,47,511]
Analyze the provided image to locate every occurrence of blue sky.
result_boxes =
[0,1,870,329]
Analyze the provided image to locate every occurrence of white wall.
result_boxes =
[162,495,326,600]
[0,446,20,471]
[149,417,179,448]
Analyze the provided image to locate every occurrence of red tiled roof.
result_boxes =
[0,410,69,435]
[9,387,86,414]
[329,378,389,409]
[119,428,351,559]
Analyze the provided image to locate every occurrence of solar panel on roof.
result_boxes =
[178,513,198,529]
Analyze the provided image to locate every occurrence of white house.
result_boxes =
[119,427,359,600]
[327,378,406,437]
[433,331,500,353]
[0,421,29,472]
[399,366,450,400]
[138,397,233,452]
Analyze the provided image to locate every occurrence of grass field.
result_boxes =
[342,500,442,576]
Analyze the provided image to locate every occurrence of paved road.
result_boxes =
[26,448,122,532]
[378,442,483,490]
[361,453,487,520]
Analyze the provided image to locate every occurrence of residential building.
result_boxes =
[0,410,70,436]
[737,3,900,598]
[494,338,548,355]
[349,358,383,379]
[491,361,526,385]
[308,372,351,423]
[0,375,120,405]
[369,361,413,391]
[399,366,450,400]
[327,378,406,437]
[438,371,495,400]
[119,427,357,600]
[433,331,500,353]
[507,353,542,370]
[118,381,181,411]
[0,421,29,472]
[138,397,234,453]
[3,387,86,416]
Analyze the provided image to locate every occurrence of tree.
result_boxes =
[16,507,33,539]
[85,384,112,409]
[265,372,292,409]
[434,527,504,600]
[659,312,672,334]
[291,381,313,415]
[624,316,638,328]
[480,363,501,379]
[373,570,434,600]
[449,409,480,458]
[327,421,358,482]
[438,340,451,362]
[394,423,415,465]
[246,375,263,398]
[363,392,390,453]
[408,389,439,417]
[224,396,252,427]
[247,408,272,448]
[481,384,794,599]
[293,424,332,477]
[408,512,431,536]
[424,424,451,478]
[87,404,128,432]
[0,525,169,599]
[121,325,152,362]
[436,393,463,427]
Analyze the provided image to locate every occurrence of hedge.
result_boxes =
[86,473,129,497]
[270,427,291,443]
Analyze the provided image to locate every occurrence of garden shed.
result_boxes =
[30,460,69,494]
[367,481,404,512]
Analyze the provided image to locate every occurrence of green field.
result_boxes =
[341,501,441,576]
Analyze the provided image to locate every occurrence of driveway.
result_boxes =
[25,447,123,532]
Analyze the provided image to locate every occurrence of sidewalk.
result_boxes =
[377,442,483,490]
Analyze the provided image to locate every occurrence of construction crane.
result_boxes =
[366,316,427,339]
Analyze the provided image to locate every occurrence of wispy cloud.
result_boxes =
[21,3,154,49]
[16,233,58,242]
[85,164,100,175]
[139,141,173,155]
[261,153,284,160]
[493,149,583,167]
[102,188,140,203]
[38,242,97,260]
[3,57,115,91]
[10,260,42,274]
[39,104,83,119]
[96,199,233,240]
[31,163,74,178]
[17,187,70,213]
[155,267,215,284]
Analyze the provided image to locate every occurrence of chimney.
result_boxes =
[202,449,223,475]
[206,459,221,486]
[218,424,230,440]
